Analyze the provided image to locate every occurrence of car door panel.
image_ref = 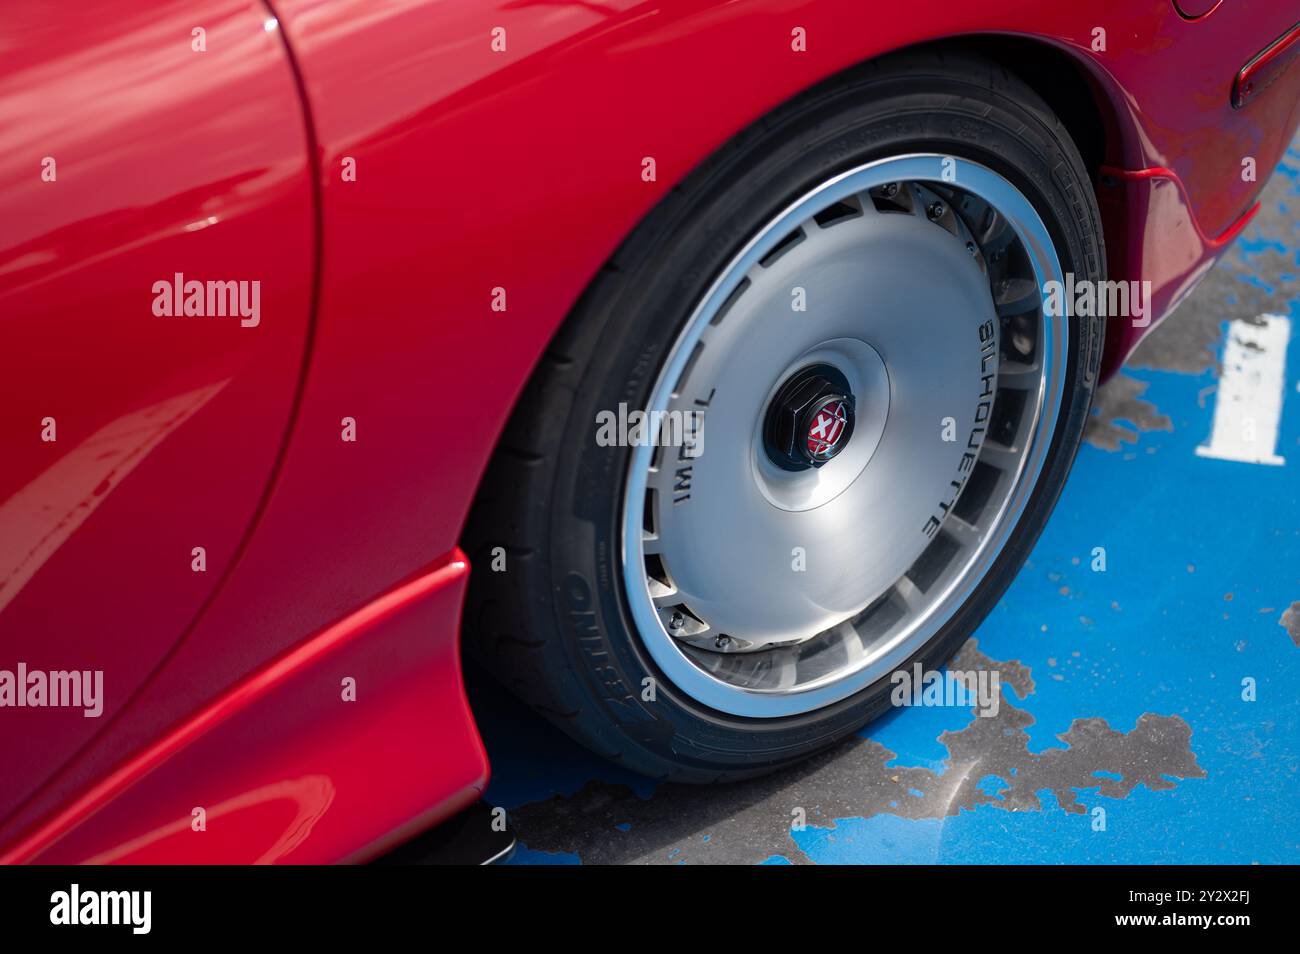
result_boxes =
[0,0,314,820]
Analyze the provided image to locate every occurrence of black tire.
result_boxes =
[463,48,1105,782]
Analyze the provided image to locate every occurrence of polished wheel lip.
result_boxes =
[620,154,1066,718]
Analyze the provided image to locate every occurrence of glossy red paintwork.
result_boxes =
[0,0,314,823]
[1,0,1297,863]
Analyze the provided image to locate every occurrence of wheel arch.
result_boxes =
[459,29,1135,553]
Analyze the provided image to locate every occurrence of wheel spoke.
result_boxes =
[979,208,1009,246]
[650,585,680,606]
[941,513,985,551]
[998,359,1042,390]
[978,440,1022,473]
[994,277,1040,317]
[893,574,927,614]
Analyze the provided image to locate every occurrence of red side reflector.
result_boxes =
[1233,21,1300,109]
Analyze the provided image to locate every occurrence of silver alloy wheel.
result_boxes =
[621,154,1066,717]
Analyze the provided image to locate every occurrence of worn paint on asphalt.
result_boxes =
[496,641,1203,865]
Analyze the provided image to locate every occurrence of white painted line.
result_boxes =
[1196,314,1290,466]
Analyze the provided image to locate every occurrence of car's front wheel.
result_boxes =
[465,49,1104,782]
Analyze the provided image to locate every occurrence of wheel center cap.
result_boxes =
[763,365,856,470]
[804,396,852,462]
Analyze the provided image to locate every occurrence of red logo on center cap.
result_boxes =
[806,400,848,459]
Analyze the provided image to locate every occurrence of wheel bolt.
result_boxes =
[668,612,684,630]
[715,635,731,649]
[881,182,899,198]
[927,201,946,221]
[966,241,977,256]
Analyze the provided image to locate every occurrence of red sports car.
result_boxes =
[1,1,1297,864]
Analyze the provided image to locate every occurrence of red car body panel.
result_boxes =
[0,552,483,865]
[1,0,1297,862]
[0,0,316,825]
